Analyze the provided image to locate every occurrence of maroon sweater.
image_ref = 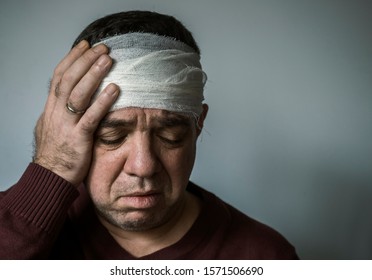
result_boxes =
[0,163,298,259]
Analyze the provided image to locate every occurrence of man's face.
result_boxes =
[85,107,206,231]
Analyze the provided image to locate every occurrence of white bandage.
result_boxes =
[94,32,207,115]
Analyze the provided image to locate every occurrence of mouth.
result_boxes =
[128,190,160,196]
[118,191,162,209]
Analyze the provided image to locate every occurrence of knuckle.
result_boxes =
[80,116,97,134]
[61,71,74,84]
[82,49,99,64]
[83,45,108,63]
[50,80,61,96]
[91,62,105,75]
[53,65,64,78]
[70,86,84,98]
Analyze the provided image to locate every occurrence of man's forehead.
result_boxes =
[101,108,192,127]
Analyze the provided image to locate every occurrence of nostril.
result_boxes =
[124,143,161,178]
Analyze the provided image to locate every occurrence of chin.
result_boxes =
[97,207,172,232]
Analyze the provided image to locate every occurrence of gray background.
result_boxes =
[1,0,371,259]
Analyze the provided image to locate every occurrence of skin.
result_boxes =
[89,107,207,256]
[33,40,208,257]
[34,41,119,186]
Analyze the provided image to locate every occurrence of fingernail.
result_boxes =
[92,44,107,54]
[107,84,119,96]
[77,40,88,49]
[97,55,111,67]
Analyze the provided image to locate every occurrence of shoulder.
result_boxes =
[188,182,298,259]
[224,205,298,259]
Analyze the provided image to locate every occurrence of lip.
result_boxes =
[127,190,160,196]
[118,191,162,209]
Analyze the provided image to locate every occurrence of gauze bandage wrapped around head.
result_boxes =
[94,32,207,116]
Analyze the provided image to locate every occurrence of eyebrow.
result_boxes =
[99,114,192,130]
[99,115,191,129]
[99,118,136,128]
[155,115,192,128]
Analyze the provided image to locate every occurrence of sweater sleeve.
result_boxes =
[0,163,79,259]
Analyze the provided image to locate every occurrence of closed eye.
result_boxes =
[96,129,129,148]
[157,135,183,146]
[98,136,127,146]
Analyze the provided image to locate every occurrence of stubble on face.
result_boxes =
[95,191,188,232]
[86,108,198,233]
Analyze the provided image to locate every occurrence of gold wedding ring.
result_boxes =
[66,102,86,115]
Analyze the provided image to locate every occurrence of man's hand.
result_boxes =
[33,40,119,186]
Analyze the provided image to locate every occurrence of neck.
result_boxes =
[98,191,201,258]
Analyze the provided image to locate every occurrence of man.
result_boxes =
[0,11,297,259]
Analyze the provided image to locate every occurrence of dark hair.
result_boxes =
[72,10,200,54]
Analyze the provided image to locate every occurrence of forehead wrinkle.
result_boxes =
[99,118,137,129]
[153,114,192,129]
[99,109,192,132]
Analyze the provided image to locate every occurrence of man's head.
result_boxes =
[77,11,208,232]
[72,10,200,54]
[75,10,206,118]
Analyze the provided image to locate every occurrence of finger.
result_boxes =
[55,44,109,103]
[53,41,90,79]
[50,40,90,97]
[67,53,112,115]
[44,40,90,114]
[77,83,120,137]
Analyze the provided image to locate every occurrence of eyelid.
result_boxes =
[157,135,184,149]
[96,129,129,147]
[156,127,189,147]
[158,134,182,143]
[99,137,126,144]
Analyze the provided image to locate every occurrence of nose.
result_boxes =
[124,133,161,178]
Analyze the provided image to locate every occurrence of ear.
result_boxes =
[196,104,209,136]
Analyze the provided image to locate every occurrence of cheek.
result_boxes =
[161,141,197,185]
[86,147,125,197]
